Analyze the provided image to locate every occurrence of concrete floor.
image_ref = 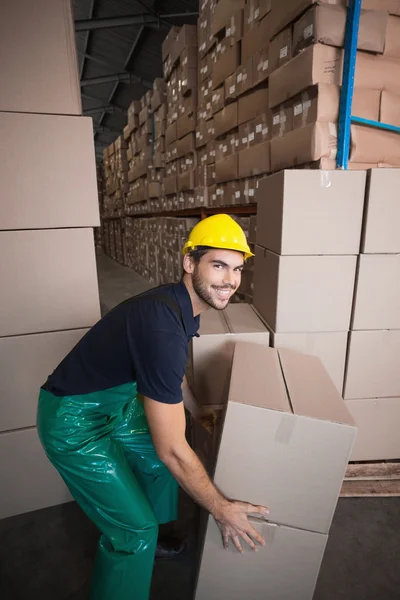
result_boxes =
[1,251,400,600]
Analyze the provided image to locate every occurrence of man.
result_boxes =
[37,214,269,600]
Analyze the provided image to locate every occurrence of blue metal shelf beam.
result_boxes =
[337,0,400,169]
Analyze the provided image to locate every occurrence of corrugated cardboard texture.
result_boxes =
[191,306,270,405]
[346,398,400,461]
[213,342,356,533]
[344,330,400,399]
[195,516,327,600]
[0,0,81,114]
[0,428,72,520]
[361,168,400,253]
[352,255,400,330]
[272,331,348,394]
[0,329,88,432]
[254,248,357,332]
[256,170,365,255]
[0,229,100,337]
[0,112,100,230]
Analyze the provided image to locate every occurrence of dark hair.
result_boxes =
[187,245,215,265]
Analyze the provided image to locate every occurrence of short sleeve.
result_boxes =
[127,301,188,404]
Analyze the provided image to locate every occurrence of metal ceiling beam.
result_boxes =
[94,125,120,134]
[79,0,96,80]
[84,104,127,116]
[75,12,199,31]
[81,72,153,89]
[78,50,117,70]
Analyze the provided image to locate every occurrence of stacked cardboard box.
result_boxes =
[0,0,101,520]
[194,341,356,599]
[253,170,366,395]
[162,25,199,210]
[196,0,273,209]
[103,137,128,217]
[267,0,400,170]
[124,216,200,284]
[343,169,400,461]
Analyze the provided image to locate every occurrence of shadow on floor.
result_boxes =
[1,495,400,600]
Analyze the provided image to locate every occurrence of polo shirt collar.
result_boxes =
[173,280,200,338]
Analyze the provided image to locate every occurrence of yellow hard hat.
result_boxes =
[182,214,254,260]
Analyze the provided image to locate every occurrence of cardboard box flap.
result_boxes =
[229,342,291,412]
[223,304,268,334]
[198,310,229,335]
[277,348,355,426]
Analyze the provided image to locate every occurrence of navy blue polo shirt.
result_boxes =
[42,281,200,403]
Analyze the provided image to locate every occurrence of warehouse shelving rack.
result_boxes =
[337,0,400,168]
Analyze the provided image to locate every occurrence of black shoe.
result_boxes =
[155,535,186,560]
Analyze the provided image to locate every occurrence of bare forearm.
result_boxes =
[163,444,228,518]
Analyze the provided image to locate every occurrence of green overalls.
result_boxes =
[37,383,178,599]
[37,291,186,600]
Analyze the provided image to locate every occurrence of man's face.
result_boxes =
[190,249,244,310]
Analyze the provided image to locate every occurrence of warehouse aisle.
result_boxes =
[96,249,154,315]
[0,254,399,600]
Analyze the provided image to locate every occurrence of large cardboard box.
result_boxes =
[361,168,400,253]
[270,121,338,171]
[211,0,247,36]
[291,85,380,128]
[344,330,400,399]
[271,330,348,394]
[0,329,89,433]
[238,141,271,177]
[238,85,269,125]
[380,90,400,127]
[362,0,400,15]
[269,44,342,108]
[254,248,357,332]
[195,516,328,600]
[270,43,400,109]
[270,0,346,37]
[0,428,72,520]
[0,112,100,230]
[0,229,100,337]
[346,398,400,461]
[0,0,81,114]
[214,103,238,137]
[350,125,400,165]
[292,5,388,55]
[212,43,241,89]
[269,26,293,73]
[384,15,400,58]
[190,304,270,406]
[352,254,400,330]
[255,170,366,255]
[213,343,356,533]
[242,14,272,63]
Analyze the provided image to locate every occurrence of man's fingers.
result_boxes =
[247,503,270,518]
[241,533,258,552]
[246,524,266,547]
[232,536,244,554]
[223,535,229,550]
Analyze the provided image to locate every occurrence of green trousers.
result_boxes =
[37,382,179,600]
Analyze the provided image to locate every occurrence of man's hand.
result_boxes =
[213,499,269,553]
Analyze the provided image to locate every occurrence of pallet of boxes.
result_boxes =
[162,24,200,211]
[189,305,357,599]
